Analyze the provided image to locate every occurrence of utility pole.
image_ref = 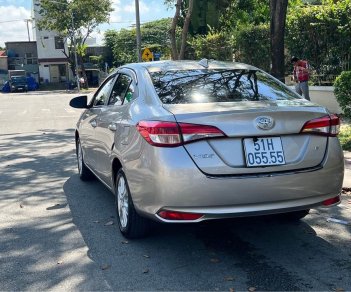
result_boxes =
[70,11,80,92]
[25,19,31,41]
[135,0,142,62]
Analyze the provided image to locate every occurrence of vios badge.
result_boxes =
[255,116,274,130]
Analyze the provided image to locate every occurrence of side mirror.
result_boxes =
[70,95,88,108]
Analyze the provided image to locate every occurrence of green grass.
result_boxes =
[339,123,351,151]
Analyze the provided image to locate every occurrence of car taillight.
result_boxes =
[136,121,225,147]
[136,121,182,147]
[300,114,340,136]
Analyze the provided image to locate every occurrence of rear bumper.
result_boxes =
[125,139,344,222]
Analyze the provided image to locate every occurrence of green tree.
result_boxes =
[189,27,232,60]
[105,29,137,66]
[168,0,195,60]
[141,18,172,58]
[232,24,271,71]
[220,0,270,30]
[105,18,173,66]
[35,0,113,86]
[334,71,351,118]
[286,1,351,80]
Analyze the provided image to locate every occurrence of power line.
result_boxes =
[0,19,29,24]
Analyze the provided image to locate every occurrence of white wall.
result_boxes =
[33,1,68,60]
[36,31,68,59]
[39,65,50,83]
[289,86,342,114]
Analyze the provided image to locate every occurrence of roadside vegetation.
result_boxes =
[340,122,351,151]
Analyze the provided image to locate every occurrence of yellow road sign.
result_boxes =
[142,48,153,62]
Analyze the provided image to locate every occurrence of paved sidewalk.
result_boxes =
[343,151,351,189]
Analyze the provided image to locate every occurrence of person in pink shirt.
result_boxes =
[291,56,310,100]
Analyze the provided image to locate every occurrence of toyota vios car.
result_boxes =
[70,60,344,238]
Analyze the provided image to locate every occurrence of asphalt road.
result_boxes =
[0,91,350,291]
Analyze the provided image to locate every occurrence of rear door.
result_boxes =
[94,71,136,185]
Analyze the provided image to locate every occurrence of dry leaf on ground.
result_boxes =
[104,221,114,226]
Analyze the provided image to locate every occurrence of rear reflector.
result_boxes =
[158,210,203,221]
[301,114,340,136]
[136,120,225,147]
[322,195,341,206]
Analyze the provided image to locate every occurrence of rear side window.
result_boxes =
[150,69,299,104]
[108,74,133,106]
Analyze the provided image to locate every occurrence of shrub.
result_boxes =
[189,28,232,61]
[334,71,351,119]
[232,24,270,71]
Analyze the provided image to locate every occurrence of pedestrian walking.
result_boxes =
[291,56,310,100]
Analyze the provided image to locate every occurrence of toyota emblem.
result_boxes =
[255,116,274,130]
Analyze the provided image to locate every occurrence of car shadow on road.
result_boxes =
[63,175,351,291]
[0,129,112,290]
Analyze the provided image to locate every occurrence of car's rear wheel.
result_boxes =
[279,209,310,221]
[115,169,149,239]
[76,138,94,181]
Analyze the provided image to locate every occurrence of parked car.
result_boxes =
[9,76,28,92]
[70,60,344,238]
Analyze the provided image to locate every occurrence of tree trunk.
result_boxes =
[179,0,194,60]
[170,0,182,60]
[79,54,89,89]
[270,0,288,82]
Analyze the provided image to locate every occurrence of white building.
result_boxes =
[32,1,71,84]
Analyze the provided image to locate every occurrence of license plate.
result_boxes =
[244,137,285,167]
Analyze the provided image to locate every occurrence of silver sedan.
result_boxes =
[70,60,344,238]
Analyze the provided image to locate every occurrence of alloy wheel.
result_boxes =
[77,142,83,175]
[117,175,129,228]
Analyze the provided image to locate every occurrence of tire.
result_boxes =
[115,169,150,239]
[279,209,310,221]
[76,138,94,181]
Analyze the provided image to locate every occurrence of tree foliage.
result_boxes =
[232,24,271,71]
[334,71,351,118]
[189,27,232,61]
[220,0,270,30]
[105,18,173,66]
[286,1,351,79]
[35,0,113,79]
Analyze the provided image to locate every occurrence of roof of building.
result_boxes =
[0,50,6,57]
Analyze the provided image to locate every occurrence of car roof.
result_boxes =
[120,60,259,73]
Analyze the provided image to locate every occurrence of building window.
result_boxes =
[55,36,64,50]
[25,53,37,65]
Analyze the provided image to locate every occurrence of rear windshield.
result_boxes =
[149,69,300,104]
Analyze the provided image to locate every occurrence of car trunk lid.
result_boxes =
[163,101,330,175]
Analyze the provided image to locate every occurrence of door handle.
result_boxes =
[108,123,117,132]
[90,120,97,128]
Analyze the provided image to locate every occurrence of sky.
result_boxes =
[0,0,175,47]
